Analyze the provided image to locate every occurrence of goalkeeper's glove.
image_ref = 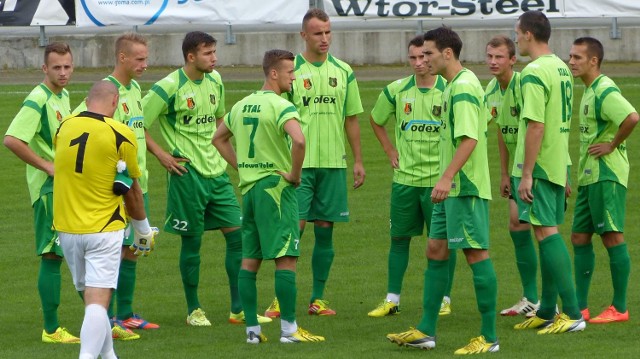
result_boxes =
[129,218,158,256]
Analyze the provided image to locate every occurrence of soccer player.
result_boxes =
[387,27,499,354]
[265,7,365,318]
[143,31,270,326]
[568,36,638,323]
[3,42,80,344]
[485,35,539,317]
[54,80,157,359]
[74,33,156,338]
[512,10,585,334]
[213,49,325,344]
[368,34,456,318]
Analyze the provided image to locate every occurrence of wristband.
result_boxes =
[131,218,151,234]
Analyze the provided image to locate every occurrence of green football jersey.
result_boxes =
[515,54,573,186]
[578,74,636,187]
[371,74,446,187]
[286,53,363,168]
[485,72,521,159]
[74,76,149,192]
[225,90,300,194]
[5,84,70,204]
[142,68,226,178]
[440,69,492,200]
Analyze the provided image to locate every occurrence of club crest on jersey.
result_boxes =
[491,107,498,119]
[55,111,62,122]
[122,102,130,115]
[510,106,519,117]
[329,77,337,87]
[433,105,442,117]
[187,97,195,110]
[303,79,312,90]
[583,105,589,115]
[210,94,216,105]
[404,102,412,115]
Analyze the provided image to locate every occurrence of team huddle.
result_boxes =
[4,7,638,358]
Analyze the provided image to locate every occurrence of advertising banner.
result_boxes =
[0,0,74,26]
[75,0,308,27]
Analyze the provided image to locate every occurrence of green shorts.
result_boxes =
[33,191,63,257]
[519,178,565,226]
[390,183,434,238]
[572,181,626,235]
[429,196,490,250]
[510,177,529,224]
[242,175,301,260]
[123,193,150,246]
[165,165,241,235]
[297,168,349,222]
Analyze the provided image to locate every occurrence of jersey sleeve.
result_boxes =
[5,91,47,143]
[276,100,300,133]
[370,82,396,126]
[344,67,364,117]
[142,81,172,128]
[452,83,481,141]
[520,70,547,124]
[601,89,636,127]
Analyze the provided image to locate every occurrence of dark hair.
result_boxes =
[302,7,329,30]
[573,37,604,68]
[262,49,295,76]
[182,31,216,61]
[408,34,424,50]
[115,32,147,59]
[518,10,551,43]
[424,26,462,59]
[487,35,516,58]
[44,42,72,65]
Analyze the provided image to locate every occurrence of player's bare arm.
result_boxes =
[345,114,365,189]
[144,129,189,175]
[496,129,511,197]
[370,116,399,169]
[518,120,544,203]
[431,136,477,203]
[281,119,305,187]
[212,122,238,170]
[588,112,639,158]
[3,135,54,176]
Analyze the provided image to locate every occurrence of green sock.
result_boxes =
[39,257,62,333]
[311,226,334,302]
[471,259,498,343]
[238,270,258,326]
[180,235,202,314]
[224,229,243,314]
[536,241,557,319]
[276,270,297,323]
[607,243,630,312]
[511,230,538,302]
[539,234,581,319]
[444,249,456,297]
[416,258,448,336]
[387,237,410,294]
[116,258,137,320]
[573,242,594,310]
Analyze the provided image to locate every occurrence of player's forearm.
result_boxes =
[290,139,305,180]
[213,138,238,170]
[369,117,395,154]
[610,112,639,149]
[496,130,510,177]
[345,115,363,163]
[522,121,544,177]
[123,180,146,220]
[3,135,53,176]
[442,137,477,181]
[144,130,166,159]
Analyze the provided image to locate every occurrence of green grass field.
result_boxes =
[1,67,639,358]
